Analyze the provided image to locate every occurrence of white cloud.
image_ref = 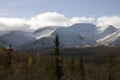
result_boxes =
[28,12,95,30]
[97,16,120,28]
[0,17,31,31]
[27,12,70,30]
[0,12,95,31]
[3,12,120,32]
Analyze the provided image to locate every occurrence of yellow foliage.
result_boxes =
[28,57,33,65]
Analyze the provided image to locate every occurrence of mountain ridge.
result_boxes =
[0,23,119,51]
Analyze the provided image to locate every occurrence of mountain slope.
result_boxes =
[19,37,55,52]
[19,23,99,51]
[0,23,119,51]
[97,29,120,46]
[34,26,61,39]
[51,23,98,47]
[98,25,118,39]
[0,31,36,48]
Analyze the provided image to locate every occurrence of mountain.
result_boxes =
[103,25,118,33]
[98,25,118,39]
[51,23,98,47]
[19,23,120,52]
[0,23,119,52]
[0,31,10,36]
[19,23,101,51]
[34,26,61,39]
[0,31,36,48]
[19,37,54,52]
[97,29,120,46]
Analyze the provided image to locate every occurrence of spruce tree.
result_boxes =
[53,35,63,80]
[54,35,60,57]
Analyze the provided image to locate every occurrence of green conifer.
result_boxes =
[53,35,63,80]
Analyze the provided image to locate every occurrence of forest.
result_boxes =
[0,35,120,80]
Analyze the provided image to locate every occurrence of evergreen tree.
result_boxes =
[53,35,63,80]
[54,35,60,57]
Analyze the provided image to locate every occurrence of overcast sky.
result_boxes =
[0,0,120,31]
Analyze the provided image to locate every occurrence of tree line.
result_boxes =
[0,35,119,80]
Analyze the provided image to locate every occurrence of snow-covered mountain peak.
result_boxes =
[34,26,62,39]
[34,26,58,34]
[0,23,120,51]
[48,23,98,47]
[103,25,118,33]
[97,29,120,46]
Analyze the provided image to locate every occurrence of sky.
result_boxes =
[0,0,120,18]
[0,0,120,31]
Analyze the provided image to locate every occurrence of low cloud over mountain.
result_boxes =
[0,12,120,31]
[97,16,120,28]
